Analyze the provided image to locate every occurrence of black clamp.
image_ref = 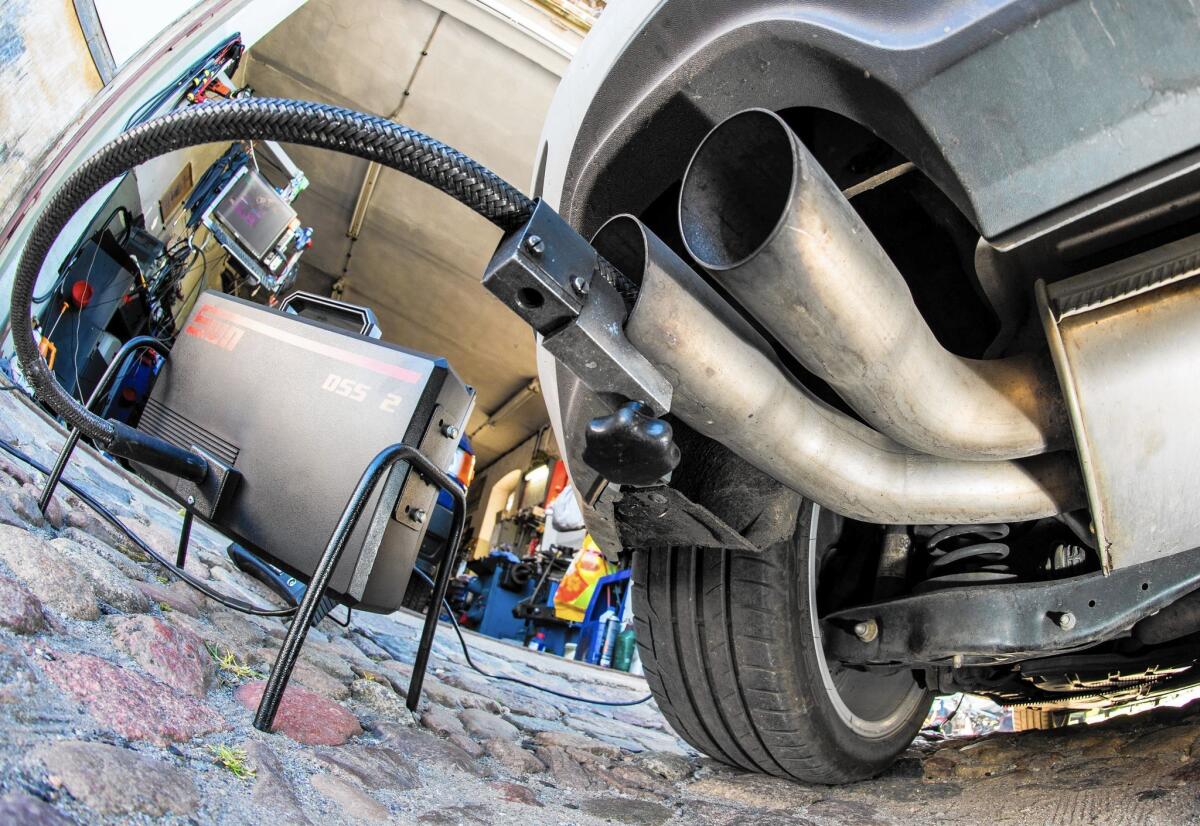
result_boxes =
[583,401,681,487]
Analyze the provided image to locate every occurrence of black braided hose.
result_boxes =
[10,98,536,447]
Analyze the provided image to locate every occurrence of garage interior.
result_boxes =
[2,0,1200,821]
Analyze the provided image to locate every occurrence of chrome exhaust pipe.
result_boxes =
[678,109,1070,461]
[592,216,1085,524]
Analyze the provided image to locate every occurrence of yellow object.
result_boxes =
[553,536,612,622]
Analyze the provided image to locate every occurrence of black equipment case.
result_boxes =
[134,291,473,612]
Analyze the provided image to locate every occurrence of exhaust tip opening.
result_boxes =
[679,109,795,271]
[591,214,648,287]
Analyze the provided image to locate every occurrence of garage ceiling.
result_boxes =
[244,0,574,468]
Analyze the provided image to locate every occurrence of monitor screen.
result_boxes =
[212,170,296,260]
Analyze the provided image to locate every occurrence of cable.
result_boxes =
[922,693,966,737]
[11,98,534,453]
[0,429,294,618]
[409,567,652,707]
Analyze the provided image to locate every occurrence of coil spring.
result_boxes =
[919,524,1015,591]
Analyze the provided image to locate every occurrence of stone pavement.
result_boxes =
[2,389,1200,824]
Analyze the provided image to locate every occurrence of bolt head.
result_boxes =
[1055,611,1076,631]
[186,495,196,506]
[570,275,590,296]
[523,234,545,257]
[409,508,427,524]
[441,424,459,439]
[853,619,878,642]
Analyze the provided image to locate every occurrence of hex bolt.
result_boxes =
[409,507,427,524]
[1051,611,1076,631]
[853,619,878,643]
[523,235,545,257]
[441,424,459,439]
[570,275,590,296]
[186,495,196,506]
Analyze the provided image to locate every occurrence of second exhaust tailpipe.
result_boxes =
[678,109,1070,462]
[592,216,1084,525]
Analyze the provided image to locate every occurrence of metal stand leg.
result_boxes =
[38,336,168,514]
[176,509,194,568]
[254,443,465,731]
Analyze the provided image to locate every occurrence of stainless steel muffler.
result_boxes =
[678,109,1069,461]
[592,215,1084,525]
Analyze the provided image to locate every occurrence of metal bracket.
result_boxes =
[174,445,239,521]
[482,200,672,414]
[821,544,1200,667]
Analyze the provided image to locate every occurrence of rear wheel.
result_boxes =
[632,500,931,783]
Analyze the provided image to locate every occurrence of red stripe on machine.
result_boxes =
[200,303,423,384]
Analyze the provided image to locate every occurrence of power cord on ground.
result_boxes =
[409,567,652,707]
[0,427,294,618]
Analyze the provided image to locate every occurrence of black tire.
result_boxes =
[632,500,932,783]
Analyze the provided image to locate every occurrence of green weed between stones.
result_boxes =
[208,744,255,780]
[205,643,263,681]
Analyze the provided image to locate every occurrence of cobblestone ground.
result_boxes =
[2,390,1200,824]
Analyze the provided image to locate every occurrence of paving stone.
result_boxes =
[6,487,47,528]
[210,565,286,607]
[0,457,33,487]
[418,804,492,824]
[374,659,415,696]
[599,762,675,798]
[375,721,485,776]
[579,797,673,825]
[40,651,227,745]
[535,728,624,759]
[460,707,521,742]
[110,614,215,697]
[484,737,546,775]
[351,676,413,722]
[35,740,199,817]
[311,772,389,822]
[315,743,421,791]
[0,526,99,620]
[201,610,272,666]
[136,579,205,616]
[286,657,350,701]
[491,780,543,806]
[0,496,30,530]
[349,631,391,661]
[633,750,696,781]
[319,634,375,670]
[422,678,504,713]
[422,703,467,738]
[243,740,313,826]
[299,640,355,682]
[0,792,73,825]
[451,733,487,758]
[505,712,572,736]
[535,745,602,791]
[235,680,361,746]
[0,639,36,704]
[0,573,45,633]
[25,484,64,529]
[48,537,149,614]
[56,528,145,581]
[62,509,138,559]
[493,689,564,721]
